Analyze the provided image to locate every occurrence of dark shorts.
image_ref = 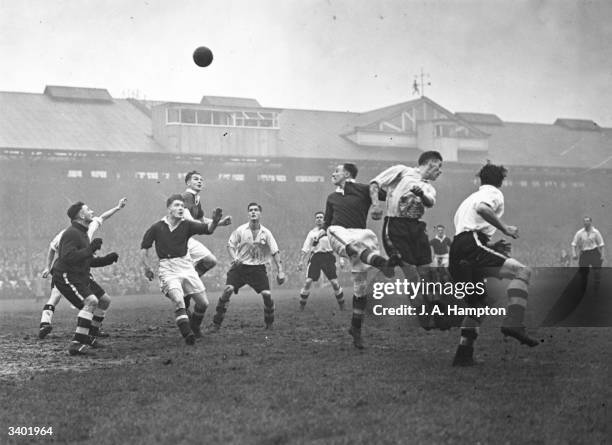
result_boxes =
[579,249,603,268]
[449,231,508,280]
[51,272,105,309]
[307,252,337,281]
[382,217,431,266]
[226,264,270,294]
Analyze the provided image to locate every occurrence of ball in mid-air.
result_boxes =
[193,46,213,67]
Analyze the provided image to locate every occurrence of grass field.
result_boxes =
[1,287,610,444]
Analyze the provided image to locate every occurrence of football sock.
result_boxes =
[73,309,93,345]
[299,290,309,308]
[505,288,528,327]
[89,308,106,337]
[351,295,367,330]
[213,294,231,326]
[175,308,192,338]
[335,289,345,306]
[40,304,55,326]
[191,304,207,328]
[359,249,386,269]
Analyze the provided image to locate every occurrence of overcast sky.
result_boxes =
[2,0,611,125]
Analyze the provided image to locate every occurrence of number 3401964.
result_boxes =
[8,426,53,436]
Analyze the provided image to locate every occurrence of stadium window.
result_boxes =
[275,175,287,182]
[146,172,159,180]
[167,108,179,123]
[218,173,231,180]
[519,180,528,187]
[231,174,245,181]
[197,110,212,125]
[257,174,275,182]
[295,175,325,183]
[90,170,107,178]
[181,109,196,124]
[162,172,170,180]
[67,169,83,178]
[135,171,146,179]
[213,111,230,125]
[531,180,540,187]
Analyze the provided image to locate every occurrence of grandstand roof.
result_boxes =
[472,121,612,169]
[455,112,503,126]
[0,90,162,153]
[200,96,261,108]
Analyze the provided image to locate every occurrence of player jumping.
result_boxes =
[181,170,232,310]
[316,163,397,349]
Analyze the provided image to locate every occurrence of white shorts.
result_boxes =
[433,254,449,268]
[327,226,380,273]
[158,256,205,296]
[188,238,213,264]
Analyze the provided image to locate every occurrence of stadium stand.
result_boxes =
[0,86,610,298]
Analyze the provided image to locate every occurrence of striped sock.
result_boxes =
[264,304,275,326]
[359,249,386,269]
[40,304,55,326]
[175,308,191,338]
[213,295,230,326]
[506,288,528,326]
[299,290,309,308]
[351,295,367,330]
[335,289,344,306]
[89,308,106,337]
[73,310,93,344]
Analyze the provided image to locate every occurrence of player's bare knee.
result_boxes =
[98,294,111,310]
[516,265,532,285]
[303,278,313,289]
[222,285,234,299]
[331,279,340,290]
[352,273,368,298]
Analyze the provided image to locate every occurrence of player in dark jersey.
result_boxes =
[181,171,232,310]
[316,163,396,349]
[51,201,120,356]
[430,224,452,282]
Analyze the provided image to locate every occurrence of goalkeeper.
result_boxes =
[211,202,285,331]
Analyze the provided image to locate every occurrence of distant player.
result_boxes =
[370,151,443,278]
[181,170,232,310]
[141,195,222,344]
[51,202,120,356]
[297,211,344,311]
[317,163,396,349]
[571,216,605,290]
[430,224,452,282]
[212,203,285,330]
[449,163,538,367]
[38,198,127,339]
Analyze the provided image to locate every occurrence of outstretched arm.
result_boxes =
[99,197,127,221]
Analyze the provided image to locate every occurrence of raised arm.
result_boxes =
[99,197,127,221]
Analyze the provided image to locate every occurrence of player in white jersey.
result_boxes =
[212,203,285,330]
[38,197,127,339]
[448,163,538,367]
[297,211,344,310]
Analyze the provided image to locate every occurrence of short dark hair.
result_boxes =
[343,163,358,179]
[584,216,592,222]
[436,224,445,229]
[418,151,443,165]
[478,162,507,187]
[314,211,324,217]
[67,201,84,220]
[185,170,202,184]
[247,202,262,211]
[166,194,184,207]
